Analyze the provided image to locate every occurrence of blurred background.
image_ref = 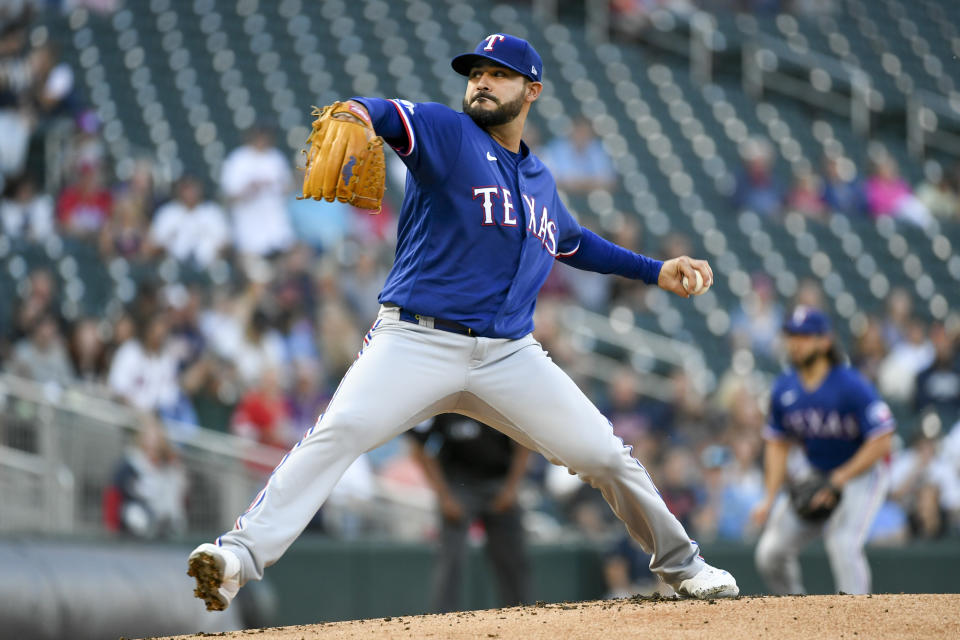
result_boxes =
[0,0,958,638]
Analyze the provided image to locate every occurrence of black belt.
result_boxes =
[397,308,475,336]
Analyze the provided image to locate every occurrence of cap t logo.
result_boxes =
[483,34,506,51]
[531,66,537,76]
[792,306,809,325]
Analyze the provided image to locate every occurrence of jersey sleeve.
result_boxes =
[554,198,583,257]
[850,375,897,439]
[763,379,788,441]
[350,98,463,183]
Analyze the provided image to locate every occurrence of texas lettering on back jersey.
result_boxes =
[764,365,896,471]
[352,97,583,338]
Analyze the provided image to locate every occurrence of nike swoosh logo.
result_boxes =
[486,152,497,161]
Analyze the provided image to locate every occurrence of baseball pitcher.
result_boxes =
[187,34,738,611]
[752,307,894,594]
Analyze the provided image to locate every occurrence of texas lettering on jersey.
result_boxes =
[781,409,861,440]
[472,186,559,255]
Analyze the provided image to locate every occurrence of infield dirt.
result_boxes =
[152,593,958,639]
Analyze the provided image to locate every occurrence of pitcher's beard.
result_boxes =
[463,92,525,128]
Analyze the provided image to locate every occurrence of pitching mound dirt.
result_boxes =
[152,593,958,639]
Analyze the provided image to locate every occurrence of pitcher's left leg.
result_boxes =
[463,337,731,594]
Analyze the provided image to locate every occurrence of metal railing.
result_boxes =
[557,304,713,399]
[0,374,270,535]
[0,373,437,539]
[907,89,960,159]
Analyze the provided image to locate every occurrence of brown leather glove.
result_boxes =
[300,101,385,211]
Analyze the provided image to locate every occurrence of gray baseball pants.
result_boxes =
[754,461,890,594]
[215,305,705,588]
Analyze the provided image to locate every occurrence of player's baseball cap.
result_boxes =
[782,306,832,335]
[451,34,543,82]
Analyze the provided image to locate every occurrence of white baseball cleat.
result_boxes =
[187,543,241,611]
[676,564,740,599]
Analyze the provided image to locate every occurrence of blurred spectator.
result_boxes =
[0,9,35,181]
[107,312,200,426]
[340,246,387,324]
[864,153,932,227]
[914,324,960,419]
[11,267,60,344]
[220,124,295,260]
[7,312,75,385]
[287,196,350,252]
[56,160,112,235]
[611,0,695,38]
[938,421,960,530]
[285,361,330,432]
[98,194,148,260]
[914,160,959,222]
[730,272,783,361]
[882,287,913,349]
[233,308,287,390]
[68,108,106,170]
[733,137,784,217]
[146,175,230,268]
[540,116,617,195]
[692,436,764,542]
[909,483,947,539]
[850,315,888,385]
[26,40,76,121]
[317,299,363,382]
[878,318,935,404]
[792,277,825,310]
[602,367,669,443]
[231,367,296,473]
[820,155,866,217]
[113,157,160,214]
[409,414,531,612]
[104,413,188,539]
[68,317,108,384]
[656,446,700,530]
[786,165,827,219]
[666,367,713,445]
[1,173,54,240]
[602,534,658,598]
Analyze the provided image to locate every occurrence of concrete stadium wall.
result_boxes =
[1,536,956,637]
[263,537,960,625]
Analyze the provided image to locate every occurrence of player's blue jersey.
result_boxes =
[353,98,583,338]
[764,365,896,471]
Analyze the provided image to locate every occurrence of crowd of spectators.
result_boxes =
[0,5,957,574]
[733,136,960,226]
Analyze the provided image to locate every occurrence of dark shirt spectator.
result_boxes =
[914,325,960,420]
[820,156,866,216]
[733,137,784,217]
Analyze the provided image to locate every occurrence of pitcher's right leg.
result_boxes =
[194,319,473,609]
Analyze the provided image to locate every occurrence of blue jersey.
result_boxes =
[764,365,895,471]
[354,98,580,338]
[354,98,661,339]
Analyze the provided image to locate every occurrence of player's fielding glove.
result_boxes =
[299,101,385,212]
[789,473,842,522]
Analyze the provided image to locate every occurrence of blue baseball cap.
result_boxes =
[782,306,832,335]
[451,33,543,82]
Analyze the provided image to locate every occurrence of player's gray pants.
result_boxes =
[754,462,890,595]
[215,306,705,589]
